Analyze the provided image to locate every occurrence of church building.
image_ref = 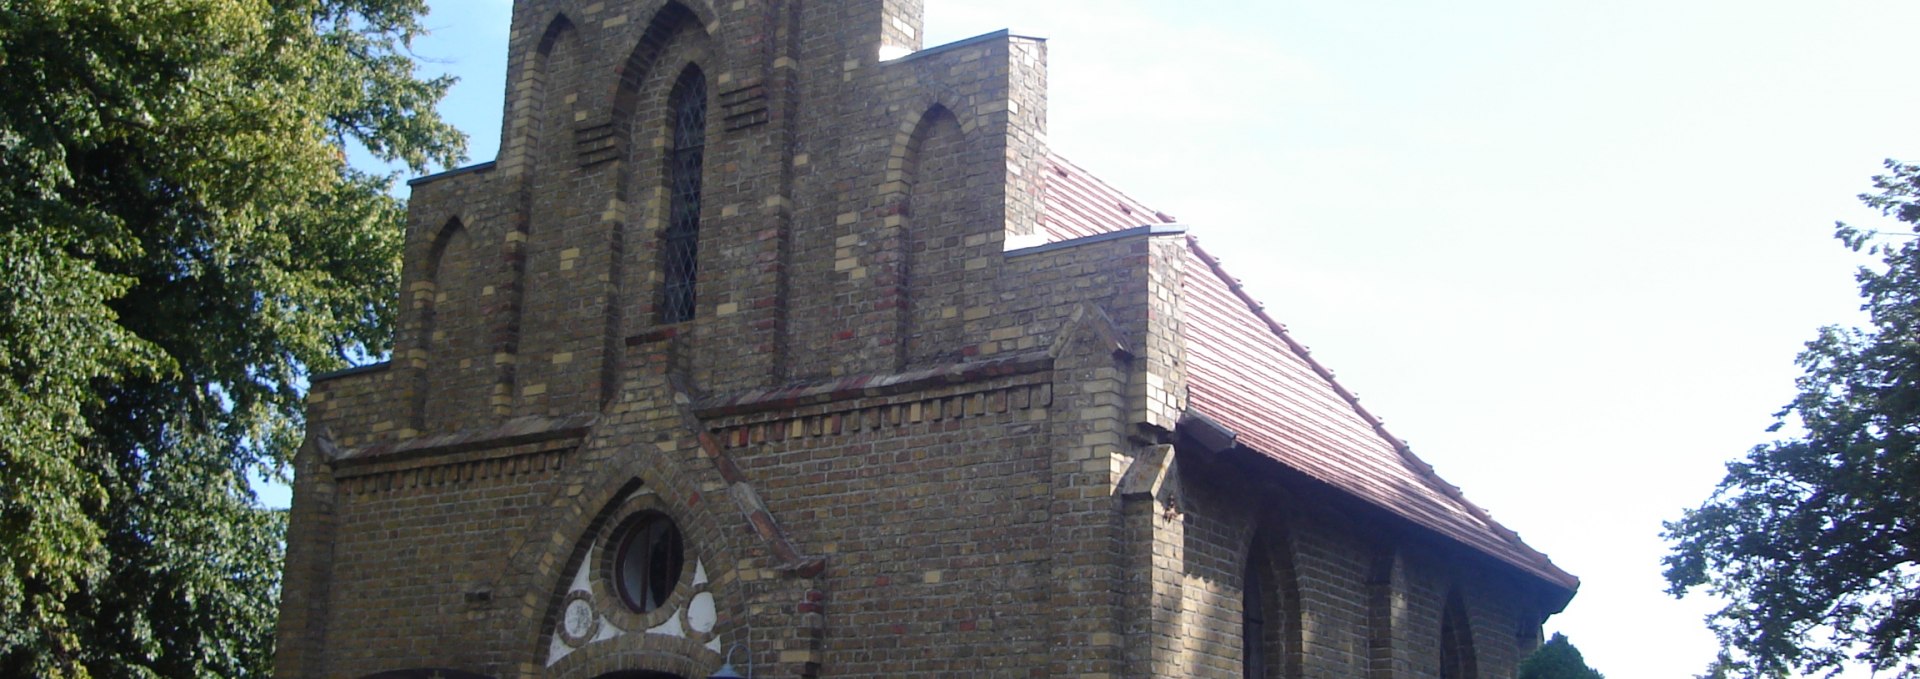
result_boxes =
[274,1,1579,677]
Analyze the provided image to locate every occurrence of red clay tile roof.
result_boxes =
[1040,155,1577,593]
[1041,156,1172,240]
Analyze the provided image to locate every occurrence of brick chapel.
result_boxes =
[273,1,1580,677]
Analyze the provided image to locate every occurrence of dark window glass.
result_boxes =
[614,514,685,613]
[1245,552,1268,679]
[1441,616,1462,679]
[661,69,707,324]
[1441,592,1476,679]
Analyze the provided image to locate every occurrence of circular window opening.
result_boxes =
[612,513,685,613]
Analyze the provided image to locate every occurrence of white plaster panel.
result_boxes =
[688,592,716,633]
[647,607,687,638]
[568,546,594,594]
[547,633,574,667]
[593,617,624,643]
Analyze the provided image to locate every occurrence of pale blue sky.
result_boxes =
[375,1,1920,676]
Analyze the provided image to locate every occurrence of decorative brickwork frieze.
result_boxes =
[707,378,1051,450]
[334,446,573,498]
[716,79,770,131]
[573,117,622,167]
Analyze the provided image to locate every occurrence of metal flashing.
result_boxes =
[885,29,1046,65]
[1005,224,1188,257]
[311,361,392,383]
[406,160,498,187]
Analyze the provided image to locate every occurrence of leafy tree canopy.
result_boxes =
[1519,632,1606,679]
[1664,159,1920,679]
[0,0,463,676]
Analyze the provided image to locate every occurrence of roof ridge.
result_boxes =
[1182,235,1574,588]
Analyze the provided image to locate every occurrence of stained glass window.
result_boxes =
[661,69,706,324]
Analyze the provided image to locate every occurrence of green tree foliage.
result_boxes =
[1664,159,1920,679]
[1519,633,1606,679]
[0,1,462,676]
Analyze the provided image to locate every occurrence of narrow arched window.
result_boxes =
[661,67,707,324]
[1244,549,1270,679]
[1441,590,1477,679]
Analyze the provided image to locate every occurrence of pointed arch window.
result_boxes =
[1441,590,1477,679]
[1244,550,1270,679]
[1243,529,1302,679]
[661,67,707,324]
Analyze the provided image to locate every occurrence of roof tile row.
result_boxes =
[1040,155,1575,592]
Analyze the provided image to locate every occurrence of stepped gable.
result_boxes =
[1040,154,1577,591]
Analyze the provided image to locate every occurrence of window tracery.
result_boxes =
[661,68,707,324]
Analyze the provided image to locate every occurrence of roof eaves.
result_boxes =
[1184,235,1579,594]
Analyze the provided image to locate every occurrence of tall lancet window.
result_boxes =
[1441,590,1477,679]
[1244,550,1270,679]
[661,68,707,324]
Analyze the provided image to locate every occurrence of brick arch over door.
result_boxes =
[488,376,820,677]
[536,477,731,679]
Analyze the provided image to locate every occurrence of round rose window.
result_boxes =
[612,513,685,613]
